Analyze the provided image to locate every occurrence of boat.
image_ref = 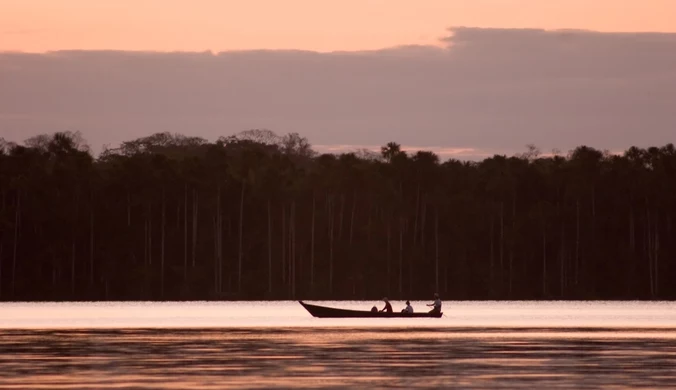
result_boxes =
[298,300,443,318]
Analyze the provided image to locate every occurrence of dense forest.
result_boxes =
[0,130,675,301]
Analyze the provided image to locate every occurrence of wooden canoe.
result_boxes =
[299,300,443,318]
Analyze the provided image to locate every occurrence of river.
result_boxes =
[1,301,675,388]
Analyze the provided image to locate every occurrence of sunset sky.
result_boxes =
[2,0,676,52]
[1,0,676,158]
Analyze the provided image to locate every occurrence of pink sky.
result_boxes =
[2,1,676,159]
[2,0,676,52]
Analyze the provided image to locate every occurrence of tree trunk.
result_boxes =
[51,256,57,288]
[367,199,373,244]
[0,239,3,298]
[268,199,273,294]
[238,181,245,293]
[144,215,148,266]
[411,197,427,294]
[71,240,76,296]
[647,208,654,297]
[508,251,514,297]
[542,221,547,297]
[281,204,286,284]
[421,196,427,246]
[348,192,357,293]
[629,207,635,252]
[192,189,198,267]
[213,215,218,293]
[413,184,420,247]
[590,186,596,292]
[184,183,188,280]
[126,190,131,227]
[161,188,166,298]
[490,210,495,285]
[575,198,580,285]
[349,191,356,246]
[591,186,596,242]
[509,193,516,297]
[71,191,79,296]
[290,201,296,298]
[435,207,439,293]
[328,197,335,295]
[386,221,391,296]
[338,194,345,240]
[11,190,19,297]
[398,218,404,296]
[310,193,316,289]
[500,201,504,270]
[216,186,222,293]
[0,191,5,295]
[89,206,95,287]
[148,203,153,266]
[654,213,660,297]
[560,217,566,297]
[287,208,292,292]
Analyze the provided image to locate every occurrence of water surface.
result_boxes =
[1,301,675,388]
[3,300,676,329]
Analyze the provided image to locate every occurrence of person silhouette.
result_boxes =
[427,293,441,314]
[380,297,393,313]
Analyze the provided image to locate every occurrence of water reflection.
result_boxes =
[1,328,675,388]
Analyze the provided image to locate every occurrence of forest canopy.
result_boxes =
[0,130,674,301]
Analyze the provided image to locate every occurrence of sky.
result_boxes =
[2,0,676,52]
[1,0,676,159]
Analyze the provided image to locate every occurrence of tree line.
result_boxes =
[1,130,675,301]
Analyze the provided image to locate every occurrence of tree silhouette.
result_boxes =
[0,131,675,301]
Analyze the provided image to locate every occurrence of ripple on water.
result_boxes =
[0,327,676,388]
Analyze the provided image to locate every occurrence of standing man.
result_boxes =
[427,293,441,314]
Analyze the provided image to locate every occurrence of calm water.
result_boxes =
[1,301,676,388]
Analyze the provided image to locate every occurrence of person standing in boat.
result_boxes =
[401,300,414,314]
[380,297,393,313]
[427,293,441,314]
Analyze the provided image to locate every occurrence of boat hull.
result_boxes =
[298,301,442,318]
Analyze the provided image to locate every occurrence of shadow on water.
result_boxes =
[1,328,676,388]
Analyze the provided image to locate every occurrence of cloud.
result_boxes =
[313,144,495,160]
[1,27,675,159]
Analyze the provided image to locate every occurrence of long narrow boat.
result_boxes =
[299,301,443,318]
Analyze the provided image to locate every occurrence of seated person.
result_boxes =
[380,297,393,313]
[401,300,414,314]
[371,306,378,313]
[427,293,442,314]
